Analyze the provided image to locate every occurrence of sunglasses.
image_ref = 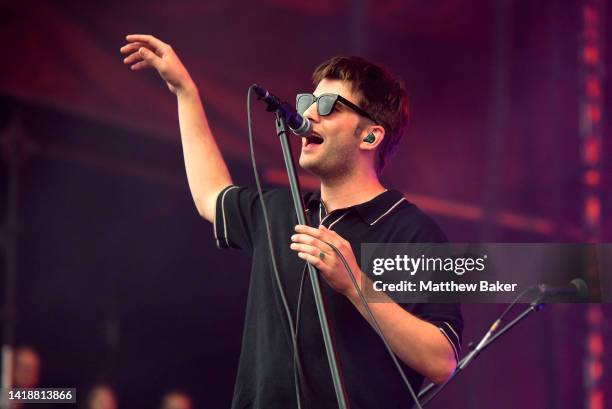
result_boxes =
[296,93,378,124]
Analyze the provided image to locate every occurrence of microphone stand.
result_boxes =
[415,297,546,408]
[274,112,348,409]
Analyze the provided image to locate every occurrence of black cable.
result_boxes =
[417,282,537,404]
[295,262,309,337]
[293,262,310,398]
[498,284,536,322]
[461,284,536,366]
[247,85,304,409]
[459,284,536,367]
[324,241,424,409]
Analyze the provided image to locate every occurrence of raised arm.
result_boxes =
[121,34,232,223]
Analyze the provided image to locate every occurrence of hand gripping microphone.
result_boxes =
[253,85,312,136]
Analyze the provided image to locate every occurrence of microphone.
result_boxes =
[535,278,589,300]
[252,85,312,135]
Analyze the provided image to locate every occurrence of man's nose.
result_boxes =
[302,101,319,123]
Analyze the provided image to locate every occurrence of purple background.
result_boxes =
[1,1,611,408]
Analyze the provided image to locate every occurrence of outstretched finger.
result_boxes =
[136,47,162,70]
[123,50,143,65]
[130,60,150,71]
[126,34,166,50]
[120,41,147,54]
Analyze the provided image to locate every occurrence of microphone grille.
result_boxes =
[292,117,312,136]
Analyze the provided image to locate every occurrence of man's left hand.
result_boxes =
[290,224,361,297]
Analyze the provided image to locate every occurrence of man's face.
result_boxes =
[299,78,365,178]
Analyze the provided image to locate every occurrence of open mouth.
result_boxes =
[304,132,324,146]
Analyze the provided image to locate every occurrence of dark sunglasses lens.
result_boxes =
[317,95,337,116]
[296,94,315,115]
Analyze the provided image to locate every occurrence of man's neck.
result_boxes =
[319,168,386,213]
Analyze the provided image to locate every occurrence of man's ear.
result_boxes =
[359,125,385,151]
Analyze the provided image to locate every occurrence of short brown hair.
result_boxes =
[312,56,409,175]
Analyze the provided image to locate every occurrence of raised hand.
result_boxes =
[120,34,195,95]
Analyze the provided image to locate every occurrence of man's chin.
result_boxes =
[298,160,315,173]
[299,157,323,176]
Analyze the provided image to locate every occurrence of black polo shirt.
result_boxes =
[214,186,462,409]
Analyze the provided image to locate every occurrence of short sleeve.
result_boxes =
[412,303,463,363]
[397,205,463,362]
[213,185,291,254]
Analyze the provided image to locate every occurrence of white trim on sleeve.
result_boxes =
[438,326,460,362]
[214,185,239,248]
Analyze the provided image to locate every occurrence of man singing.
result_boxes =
[121,34,462,409]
